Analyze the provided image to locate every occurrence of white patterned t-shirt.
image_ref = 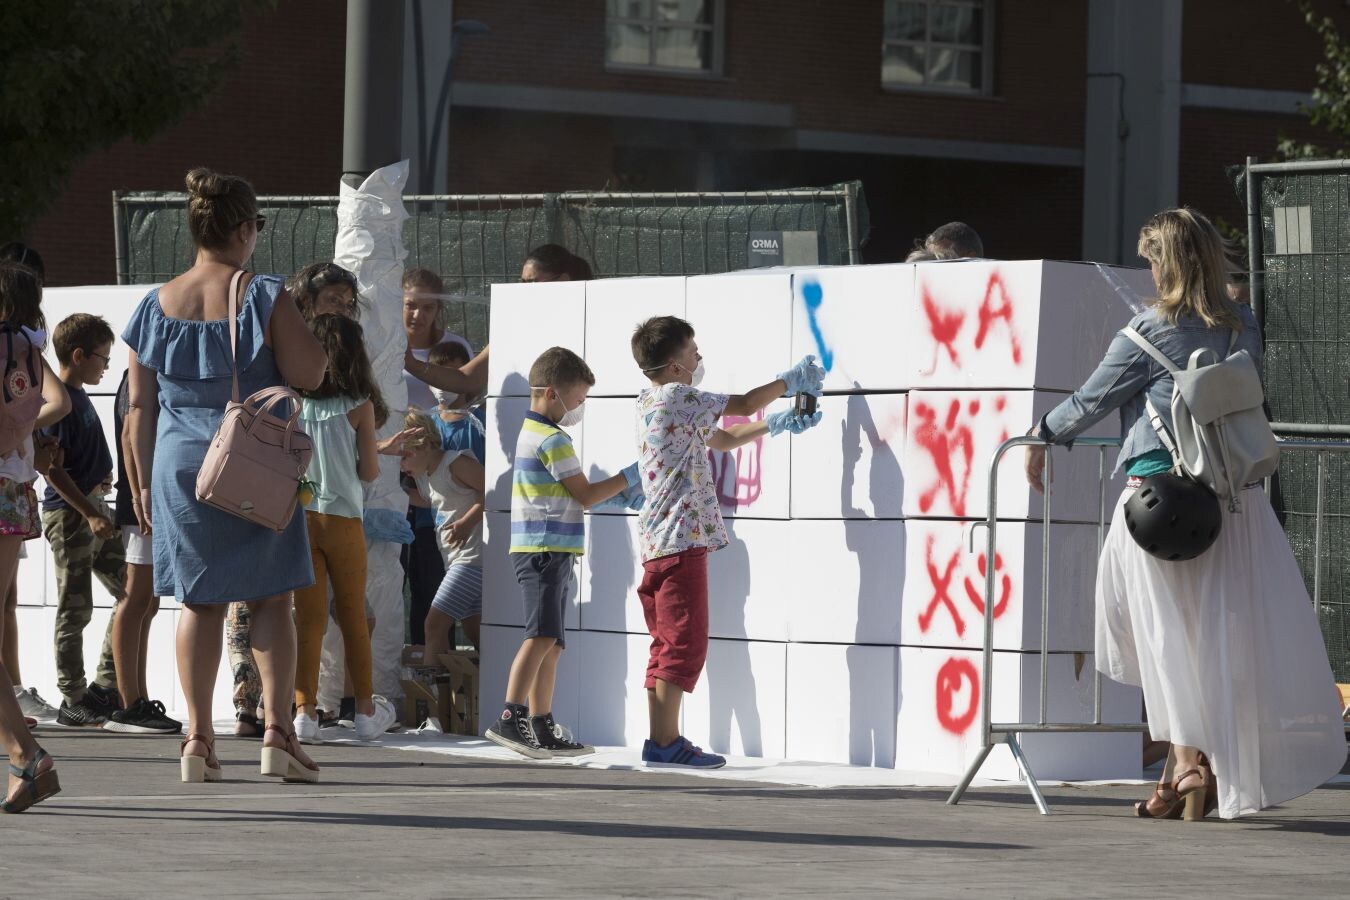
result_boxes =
[635,383,729,562]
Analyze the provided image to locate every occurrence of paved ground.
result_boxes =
[2,730,1347,899]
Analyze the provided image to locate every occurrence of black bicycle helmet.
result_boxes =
[1123,473,1223,562]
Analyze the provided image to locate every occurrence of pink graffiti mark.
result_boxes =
[964,552,1013,619]
[936,657,980,735]
[918,536,965,636]
[973,272,1022,365]
[708,412,764,510]
[912,398,977,517]
[922,284,965,371]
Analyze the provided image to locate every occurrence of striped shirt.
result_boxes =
[510,411,584,554]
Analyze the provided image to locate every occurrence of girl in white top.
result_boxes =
[399,410,484,659]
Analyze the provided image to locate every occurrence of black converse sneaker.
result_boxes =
[105,697,180,734]
[531,714,594,757]
[484,704,552,759]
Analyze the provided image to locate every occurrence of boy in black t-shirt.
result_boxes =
[39,314,123,727]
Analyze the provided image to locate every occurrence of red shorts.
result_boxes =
[637,546,709,693]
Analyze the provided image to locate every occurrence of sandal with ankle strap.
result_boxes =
[1133,783,1184,819]
[260,724,320,784]
[1171,765,1211,822]
[180,733,222,783]
[2,748,60,813]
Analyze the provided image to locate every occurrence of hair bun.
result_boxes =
[185,167,227,200]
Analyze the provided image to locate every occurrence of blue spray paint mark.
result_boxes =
[800,277,834,372]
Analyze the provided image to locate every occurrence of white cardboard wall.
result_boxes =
[789,393,907,519]
[684,271,794,395]
[785,642,899,768]
[683,638,787,759]
[486,281,587,397]
[784,519,905,645]
[893,646,1141,781]
[583,276,687,397]
[789,264,915,392]
[899,519,1101,652]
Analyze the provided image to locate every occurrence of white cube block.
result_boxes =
[900,519,1101,652]
[487,281,587,397]
[683,638,787,759]
[710,403,792,520]
[16,534,50,607]
[482,512,581,631]
[785,519,905,645]
[790,265,914,391]
[902,389,1123,521]
[905,261,1151,391]
[483,397,538,513]
[42,284,154,393]
[684,271,793,395]
[576,397,638,514]
[707,519,792,642]
[785,642,898,767]
[571,629,655,748]
[789,393,907,519]
[480,624,581,730]
[578,513,646,634]
[585,276,686,396]
[895,646,1142,781]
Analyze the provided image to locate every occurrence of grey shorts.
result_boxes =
[511,551,576,648]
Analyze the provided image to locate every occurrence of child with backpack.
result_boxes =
[292,314,408,743]
[0,260,71,812]
[1027,207,1345,820]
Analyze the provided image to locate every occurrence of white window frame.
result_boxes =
[881,0,995,96]
[605,0,726,78]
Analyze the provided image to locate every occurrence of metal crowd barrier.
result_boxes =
[945,434,1350,815]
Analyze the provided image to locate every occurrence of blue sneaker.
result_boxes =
[641,736,726,769]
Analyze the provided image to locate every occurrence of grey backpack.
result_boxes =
[1121,326,1280,512]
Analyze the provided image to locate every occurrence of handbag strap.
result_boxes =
[226,269,246,404]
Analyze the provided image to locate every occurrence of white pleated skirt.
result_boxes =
[1096,485,1347,819]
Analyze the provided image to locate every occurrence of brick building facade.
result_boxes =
[23,0,1349,285]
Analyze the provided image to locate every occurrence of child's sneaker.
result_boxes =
[531,714,594,757]
[641,736,726,769]
[484,704,551,760]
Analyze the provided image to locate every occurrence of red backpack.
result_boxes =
[0,325,44,456]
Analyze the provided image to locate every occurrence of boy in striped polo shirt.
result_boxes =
[485,347,637,758]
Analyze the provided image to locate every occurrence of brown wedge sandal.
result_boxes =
[180,733,222,783]
[260,724,320,784]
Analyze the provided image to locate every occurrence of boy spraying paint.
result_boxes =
[630,316,823,767]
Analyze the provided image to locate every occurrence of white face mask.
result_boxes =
[433,389,459,408]
[531,385,585,428]
[678,360,705,388]
[558,397,585,428]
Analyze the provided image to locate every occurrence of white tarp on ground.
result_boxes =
[318,161,412,706]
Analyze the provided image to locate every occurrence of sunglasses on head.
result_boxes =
[309,262,357,292]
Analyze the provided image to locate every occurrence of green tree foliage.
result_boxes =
[0,1,276,239]
[1279,0,1350,159]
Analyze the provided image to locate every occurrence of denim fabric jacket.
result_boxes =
[1041,302,1263,473]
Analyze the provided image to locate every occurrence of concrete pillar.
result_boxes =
[1081,0,1183,264]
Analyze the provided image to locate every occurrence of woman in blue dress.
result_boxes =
[123,168,327,784]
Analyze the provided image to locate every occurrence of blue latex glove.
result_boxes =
[620,462,641,490]
[594,480,646,512]
[766,408,823,437]
[777,354,825,397]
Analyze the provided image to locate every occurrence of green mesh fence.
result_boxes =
[115,185,866,351]
[1252,160,1350,682]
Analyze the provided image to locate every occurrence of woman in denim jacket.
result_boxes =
[1026,208,1345,820]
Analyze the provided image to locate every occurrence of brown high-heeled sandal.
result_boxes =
[1171,765,1212,822]
[260,724,320,784]
[1134,783,1184,819]
[180,733,222,783]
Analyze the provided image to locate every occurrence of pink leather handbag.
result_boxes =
[195,270,313,532]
